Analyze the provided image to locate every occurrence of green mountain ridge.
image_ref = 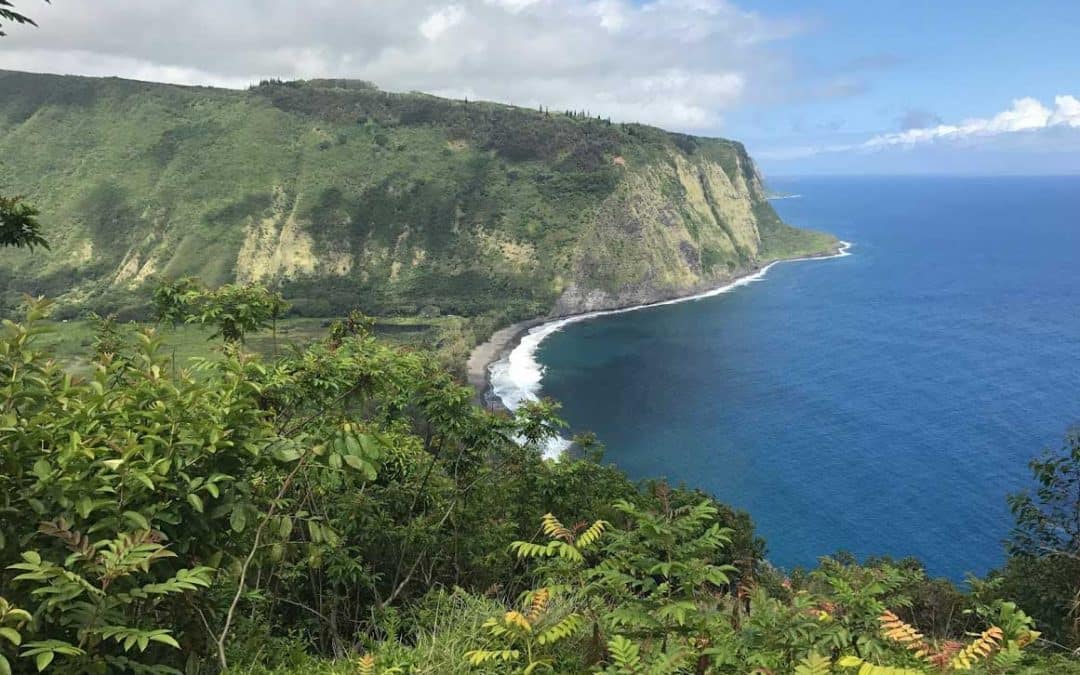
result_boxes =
[0,69,836,322]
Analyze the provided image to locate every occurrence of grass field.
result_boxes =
[30,315,476,374]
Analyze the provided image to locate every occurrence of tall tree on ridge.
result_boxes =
[0,1,49,249]
[0,0,47,36]
[0,196,47,250]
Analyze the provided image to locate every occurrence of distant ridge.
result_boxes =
[0,69,836,322]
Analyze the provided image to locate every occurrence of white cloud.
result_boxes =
[419,5,466,41]
[591,0,626,33]
[0,0,812,132]
[1049,95,1080,127]
[484,0,542,12]
[754,94,1080,169]
[864,96,1078,148]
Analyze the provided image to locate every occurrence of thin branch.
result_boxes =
[276,596,330,623]
[215,451,311,670]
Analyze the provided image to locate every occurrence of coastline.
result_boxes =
[466,318,547,404]
[467,241,852,410]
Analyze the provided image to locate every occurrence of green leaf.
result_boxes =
[359,434,381,459]
[123,511,151,530]
[187,493,204,513]
[149,633,180,649]
[342,454,367,471]
[0,627,20,646]
[230,506,247,533]
[344,434,361,455]
[31,459,50,481]
[272,446,301,462]
[276,516,293,538]
[0,653,10,675]
[35,651,53,672]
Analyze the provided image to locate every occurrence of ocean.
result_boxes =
[490,175,1080,580]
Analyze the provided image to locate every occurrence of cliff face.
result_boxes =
[555,141,797,314]
[0,70,835,320]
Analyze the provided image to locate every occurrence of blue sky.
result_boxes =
[2,0,1078,175]
[727,0,1080,174]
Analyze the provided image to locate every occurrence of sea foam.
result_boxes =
[489,241,852,459]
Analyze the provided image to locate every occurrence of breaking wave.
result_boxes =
[489,241,852,459]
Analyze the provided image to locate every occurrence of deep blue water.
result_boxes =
[536,176,1080,580]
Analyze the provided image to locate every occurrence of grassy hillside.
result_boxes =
[0,70,836,323]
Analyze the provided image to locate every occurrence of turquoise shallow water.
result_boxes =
[532,176,1080,580]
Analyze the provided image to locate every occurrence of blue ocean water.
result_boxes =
[534,176,1080,580]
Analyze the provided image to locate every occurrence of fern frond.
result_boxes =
[98,626,179,652]
[504,610,532,633]
[465,649,520,666]
[536,614,584,645]
[552,541,584,563]
[138,566,215,595]
[510,541,559,559]
[794,652,831,675]
[526,587,549,622]
[606,605,658,630]
[656,600,698,626]
[38,519,95,560]
[879,610,930,658]
[576,520,608,549]
[541,513,574,542]
[836,655,923,674]
[951,626,1003,670]
[523,659,554,674]
[645,646,688,675]
[97,531,176,582]
[356,654,375,675]
[606,635,641,670]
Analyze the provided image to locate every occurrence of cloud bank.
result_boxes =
[0,0,809,131]
[759,95,1080,164]
[865,95,1080,148]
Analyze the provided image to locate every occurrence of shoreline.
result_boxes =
[467,241,852,410]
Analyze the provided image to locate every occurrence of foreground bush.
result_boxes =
[0,296,1074,673]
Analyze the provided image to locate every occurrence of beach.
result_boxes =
[467,241,852,418]
[465,318,545,407]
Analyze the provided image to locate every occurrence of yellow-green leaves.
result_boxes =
[271,445,302,463]
[795,652,832,675]
[19,640,85,672]
[328,424,383,481]
[465,586,582,672]
[122,511,150,531]
[0,629,19,648]
[187,493,204,513]
[0,598,32,675]
[230,505,248,533]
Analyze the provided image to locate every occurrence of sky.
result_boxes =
[1,0,1078,175]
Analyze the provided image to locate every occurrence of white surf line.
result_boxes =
[489,241,853,459]
[767,194,803,200]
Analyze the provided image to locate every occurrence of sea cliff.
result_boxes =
[0,70,835,323]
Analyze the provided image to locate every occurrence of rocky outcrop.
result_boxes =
[553,144,805,315]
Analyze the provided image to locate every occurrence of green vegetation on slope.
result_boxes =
[1,295,1078,674]
[0,71,835,326]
